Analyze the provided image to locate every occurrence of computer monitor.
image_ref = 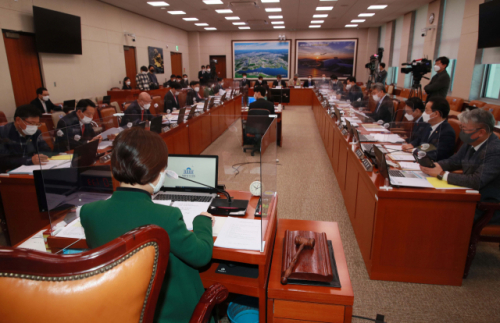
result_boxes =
[63,100,76,109]
[150,116,162,134]
[177,107,187,125]
[203,98,209,112]
[208,97,216,110]
[248,97,256,105]
[345,119,353,137]
[374,145,389,180]
[334,105,341,122]
[161,155,218,193]
[186,104,197,120]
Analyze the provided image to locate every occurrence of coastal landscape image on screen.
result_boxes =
[296,40,357,78]
[234,41,290,79]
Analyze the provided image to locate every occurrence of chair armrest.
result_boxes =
[189,283,229,323]
[477,202,500,213]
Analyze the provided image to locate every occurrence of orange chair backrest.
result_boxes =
[482,104,500,121]
[400,88,410,98]
[448,118,462,152]
[38,123,54,151]
[0,111,7,123]
[151,96,162,115]
[100,108,119,130]
[178,91,187,108]
[469,100,487,108]
[446,96,464,112]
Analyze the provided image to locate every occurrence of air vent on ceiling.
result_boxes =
[229,1,258,10]
[247,19,268,25]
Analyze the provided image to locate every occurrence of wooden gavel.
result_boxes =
[281,236,315,285]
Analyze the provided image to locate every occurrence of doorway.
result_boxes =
[210,55,227,79]
[3,31,43,107]
[170,52,183,77]
[124,46,137,89]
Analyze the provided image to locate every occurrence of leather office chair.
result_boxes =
[100,107,119,130]
[51,111,66,128]
[110,101,121,113]
[0,111,8,124]
[38,123,54,151]
[178,91,187,109]
[448,118,462,152]
[446,96,464,113]
[243,109,272,156]
[110,87,121,91]
[400,88,410,98]
[469,100,487,108]
[151,96,162,115]
[482,104,500,122]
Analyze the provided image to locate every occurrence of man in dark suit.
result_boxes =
[424,56,451,102]
[375,63,388,85]
[240,73,251,88]
[30,87,62,114]
[254,76,268,90]
[180,74,189,88]
[0,104,52,173]
[303,75,315,88]
[403,97,456,161]
[338,77,364,108]
[212,78,224,95]
[186,81,203,105]
[55,99,102,152]
[421,109,500,224]
[120,92,153,127]
[164,82,181,113]
[365,83,394,124]
[249,87,275,114]
[198,65,207,85]
[402,97,427,146]
[272,75,287,88]
[148,65,159,89]
[330,75,342,92]
[205,65,214,84]
[164,74,177,88]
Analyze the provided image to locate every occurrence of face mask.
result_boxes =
[149,170,166,194]
[150,70,154,73]
[259,80,262,83]
[422,112,432,123]
[372,94,380,102]
[184,78,188,81]
[202,69,205,72]
[126,81,131,85]
[346,84,352,90]
[243,77,246,80]
[42,96,50,102]
[308,78,312,81]
[143,71,147,74]
[433,65,440,72]
[322,77,326,81]
[22,121,37,136]
[405,113,414,121]
[459,129,480,145]
[82,115,93,124]
[143,103,151,110]
[176,79,180,82]
[207,69,211,72]
[194,87,200,92]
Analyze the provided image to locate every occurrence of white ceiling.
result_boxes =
[99,0,434,32]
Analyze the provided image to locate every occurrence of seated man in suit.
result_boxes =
[186,81,203,105]
[164,82,181,113]
[55,99,102,152]
[330,75,342,92]
[180,74,189,88]
[249,87,275,114]
[338,76,363,107]
[320,74,329,85]
[176,75,182,84]
[148,65,159,89]
[212,78,224,95]
[164,74,177,88]
[30,87,62,114]
[120,92,153,127]
[0,104,51,173]
[254,76,268,90]
[240,73,251,88]
[403,97,456,161]
[303,75,315,88]
[421,109,500,224]
[289,74,301,87]
[365,83,393,124]
[402,97,427,146]
[272,75,287,88]
[198,65,207,85]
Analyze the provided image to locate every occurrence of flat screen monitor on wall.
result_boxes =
[478,0,500,49]
[33,6,82,55]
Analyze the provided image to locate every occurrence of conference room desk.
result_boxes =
[311,93,481,286]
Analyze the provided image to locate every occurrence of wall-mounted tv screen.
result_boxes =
[33,6,82,55]
[478,0,500,49]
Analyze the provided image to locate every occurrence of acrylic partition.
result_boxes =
[260,117,278,243]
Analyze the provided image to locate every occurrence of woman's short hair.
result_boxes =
[111,128,169,185]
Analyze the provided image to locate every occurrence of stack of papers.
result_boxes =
[9,160,70,175]
[17,230,47,252]
[362,124,390,132]
[389,152,415,161]
[172,201,211,231]
[100,127,123,140]
[371,134,405,143]
[214,217,262,251]
[399,162,421,170]
[426,178,471,190]
[98,141,113,149]
[56,218,86,239]
[51,154,72,161]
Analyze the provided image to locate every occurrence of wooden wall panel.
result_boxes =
[124,46,137,89]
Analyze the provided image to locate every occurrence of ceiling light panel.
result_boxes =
[183,18,198,21]
[358,13,375,17]
[168,11,185,14]
[368,5,388,10]
[313,14,328,18]
[273,26,285,29]
[351,19,365,23]
[311,20,324,23]
[261,0,280,2]
[345,24,358,27]
[239,26,251,29]
[265,8,282,12]
[216,9,233,13]
[271,21,284,24]
[203,0,223,4]
[309,25,321,28]
[233,22,246,25]
[269,15,283,19]
[147,1,169,6]
[205,27,217,30]
[225,16,240,20]
[195,23,209,26]
[316,6,333,11]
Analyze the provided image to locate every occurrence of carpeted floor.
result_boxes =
[206,105,500,323]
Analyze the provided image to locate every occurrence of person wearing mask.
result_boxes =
[80,127,214,323]
[186,81,203,105]
[148,65,159,89]
[164,74,177,88]
[198,65,207,85]
[164,82,181,113]
[249,87,275,114]
[401,97,427,146]
[330,75,341,92]
[303,75,315,88]
[320,74,329,85]
[0,104,52,173]
[375,63,387,85]
[212,78,225,95]
[254,76,268,90]
[272,75,286,88]
[421,109,500,224]
[176,75,182,83]
[30,87,62,114]
[55,99,102,151]
[424,56,451,102]
[289,74,301,87]
[205,65,213,84]
[365,83,393,124]
[241,73,251,88]
[120,92,153,127]
[181,74,189,88]
[403,97,456,161]
[338,77,363,107]
[122,77,132,90]
[135,66,150,91]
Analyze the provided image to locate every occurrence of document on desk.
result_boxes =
[98,141,113,149]
[371,134,405,143]
[212,216,227,237]
[214,217,262,251]
[18,230,47,252]
[56,218,86,239]
[389,153,415,161]
[8,160,71,175]
[399,162,421,170]
[361,124,390,132]
[100,127,123,140]
[172,201,211,231]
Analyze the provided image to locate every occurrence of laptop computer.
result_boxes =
[71,140,100,168]
[208,97,216,110]
[374,145,432,188]
[63,100,76,109]
[202,98,209,112]
[186,104,197,121]
[150,116,163,134]
[102,96,111,105]
[177,107,187,125]
[153,155,219,203]
[220,92,227,103]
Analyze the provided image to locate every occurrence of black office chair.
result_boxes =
[243,109,272,156]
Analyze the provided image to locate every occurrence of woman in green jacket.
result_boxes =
[80,127,214,323]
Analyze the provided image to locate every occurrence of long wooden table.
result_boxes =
[311,91,481,286]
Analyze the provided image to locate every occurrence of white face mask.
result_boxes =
[42,95,50,102]
[149,170,166,194]
[433,65,441,72]
[207,69,211,72]
[372,94,381,102]
[202,69,205,72]
[126,81,131,85]
[422,111,432,123]
[194,87,200,92]
[184,78,188,81]
[405,113,414,121]
[243,76,246,80]
[143,103,151,110]
[308,78,312,81]
[346,84,352,90]
[176,79,180,82]
[142,71,148,74]
[322,77,326,81]
[22,121,38,136]
[82,115,93,124]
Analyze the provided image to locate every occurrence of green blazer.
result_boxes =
[80,187,213,323]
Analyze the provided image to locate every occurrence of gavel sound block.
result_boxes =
[281,230,333,285]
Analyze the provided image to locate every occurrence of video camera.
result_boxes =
[365,48,385,72]
[401,58,432,85]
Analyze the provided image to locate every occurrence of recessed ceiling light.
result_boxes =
[239,26,251,29]
[167,11,185,14]
[320,0,337,1]
[368,5,388,10]
[147,1,169,6]
[233,22,246,25]
[183,18,198,21]
[203,0,223,4]
[205,27,217,30]
[313,14,328,18]
[351,19,365,23]
[195,23,209,26]
[358,13,375,17]
[309,25,321,28]
[345,24,358,28]
[273,26,285,29]
[271,21,284,24]
[316,6,333,11]
[261,0,279,2]
[269,15,283,19]
[216,9,233,13]
[265,8,282,12]
[311,20,324,24]
[225,16,240,20]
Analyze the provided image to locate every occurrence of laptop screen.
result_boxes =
[374,145,389,180]
[162,155,218,192]
[248,97,256,105]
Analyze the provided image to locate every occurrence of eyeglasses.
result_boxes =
[22,119,41,127]
[459,125,482,132]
